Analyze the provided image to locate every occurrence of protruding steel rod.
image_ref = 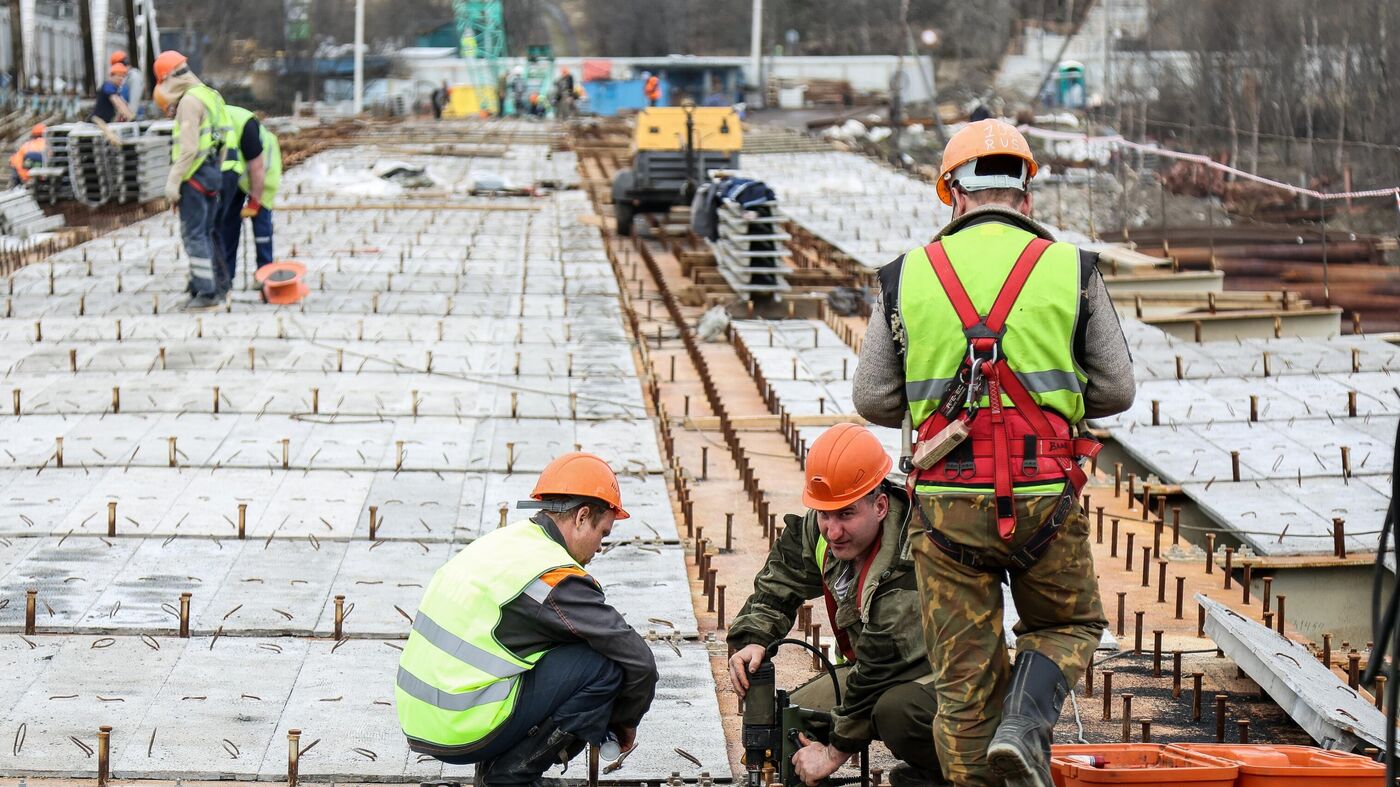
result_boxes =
[97,725,112,787]
[238,503,247,540]
[108,501,117,537]
[334,595,346,640]
[179,592,191,637]
[25,588,36,635]
[288,728,301,787]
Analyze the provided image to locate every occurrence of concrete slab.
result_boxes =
[190,539,348,636]
[590,543,699,639]
[0,537,140,631]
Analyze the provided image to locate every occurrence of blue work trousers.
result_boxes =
[434,643,623,766]
[216,170,275,282]
[178,158,225,298]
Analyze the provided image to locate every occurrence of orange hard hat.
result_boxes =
[153,50,188,84]
[802,423,892,511]
[109,50,128,65]
[936,118,1038,206]
[529,452,630,519]
[254,261,310,305]
[31,123,45,137]
[109,63,128,77]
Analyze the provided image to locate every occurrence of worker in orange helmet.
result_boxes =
[9,123,46,185]
[728,424,943,787]
[108,50,144,110]
[854,118,1135,787]
[643,71,661,107]
[92,63,135,123]
[396,452,659,786]
[552,66,576,121]
[153,49,235,310]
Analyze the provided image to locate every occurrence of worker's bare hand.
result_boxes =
[791,734,850,786]
[611,725,637,752]
[727,644,767,698]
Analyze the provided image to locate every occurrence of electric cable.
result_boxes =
[765,638,842,706]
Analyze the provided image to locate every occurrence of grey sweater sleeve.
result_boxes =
[1078,268,1136,419]
[852,287,909,429]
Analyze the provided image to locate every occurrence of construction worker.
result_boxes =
[552,67,575,121]
[93,63,135,123]
[9,124,46,185]
[508,67,527,116]
[109,50,144,111]
[396,452,658,786]
[728,424,943,787]
[153,50,233,311]
[217,105,281,281]
[852,118,1135,787]
[643,72,661,107]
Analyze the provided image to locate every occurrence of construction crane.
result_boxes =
[451,0,506,115]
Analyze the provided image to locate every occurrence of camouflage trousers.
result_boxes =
[910,492,1106,787]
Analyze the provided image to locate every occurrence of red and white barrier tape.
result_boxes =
[1020,125,1400,203]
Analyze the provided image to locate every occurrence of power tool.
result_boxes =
[741,640,867,787]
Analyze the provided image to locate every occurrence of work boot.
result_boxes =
[887,763,949,787]
[986,650,1068,787]
[479,719,578,787]
[183,294,223,312]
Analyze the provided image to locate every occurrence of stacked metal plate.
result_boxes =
[35,124,76,204]
[65,126,113,207]
[111,135,170,203]
[712,198,794,295]
[0,187,65,237]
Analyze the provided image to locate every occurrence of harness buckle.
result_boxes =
[1021,435,1039,475]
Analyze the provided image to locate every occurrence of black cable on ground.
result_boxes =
[1363,415,1399,776]
[765,638,842,706]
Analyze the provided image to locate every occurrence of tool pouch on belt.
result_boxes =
[906,237,1101,560]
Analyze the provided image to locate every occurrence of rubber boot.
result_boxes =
[479,719,578,787]
[986,650,1068,787]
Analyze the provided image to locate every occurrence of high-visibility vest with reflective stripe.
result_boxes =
[170,83,232,181]
[898,222,1086,428]
[221,105,282,208]
[811,534,848,665]
[396,519,584,748]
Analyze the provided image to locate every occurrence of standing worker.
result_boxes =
[552,67,575,121]
[643,71,661,107]
[728,424,943,787]
[154,50,232,311]
[110,51,144,113]
[92,63,135,123]
[216,105,281,283]
[508,67,527,117]
[9,124,46,185]
[853,118,1135,787]
[396,452,658,786]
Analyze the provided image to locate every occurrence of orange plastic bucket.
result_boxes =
[1048,743,1238,786]
[1173,744,1385,786]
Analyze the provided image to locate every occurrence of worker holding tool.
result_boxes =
[397,452,658,787]
[216,104,281,281]
[153,50,233,311]
[9,123,46,185]
[728,424,943,787]
[853,118,1135,787]
[92,63,135,123]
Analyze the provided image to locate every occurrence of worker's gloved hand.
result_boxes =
[790,734,852,787]
[240,197,261,219]
[164,181,181,204]
[727,644,767,699]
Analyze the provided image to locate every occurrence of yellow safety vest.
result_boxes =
[170,83,232,181]
[396,520,584,749]
[221,105,282,208]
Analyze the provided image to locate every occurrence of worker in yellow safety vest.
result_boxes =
[853,118,1136,787]
[9,124,46,185]
[217,105,281,282]
[153,50,233,311]
[727,424,942,787]
[396,452,658,786]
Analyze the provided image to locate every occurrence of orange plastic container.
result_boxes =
[1172,744,1386,786]
[1048,743,1238,786]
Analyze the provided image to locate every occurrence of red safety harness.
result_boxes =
[907,237,1101,571]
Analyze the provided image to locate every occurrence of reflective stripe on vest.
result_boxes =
[811,534,849,665]
[222,105,282,208]
[898,222,1086,427]
[170,84,232,181]
[396,519,584,748]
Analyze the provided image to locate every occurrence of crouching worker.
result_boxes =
[728,424,944,787]
[396,452,659,786]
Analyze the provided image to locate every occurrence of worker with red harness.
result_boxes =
[853,119,1135,787]
[727,424,943,787]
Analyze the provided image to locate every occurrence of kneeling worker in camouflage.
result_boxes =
[728,424,943,787]
[396,452,658,786]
